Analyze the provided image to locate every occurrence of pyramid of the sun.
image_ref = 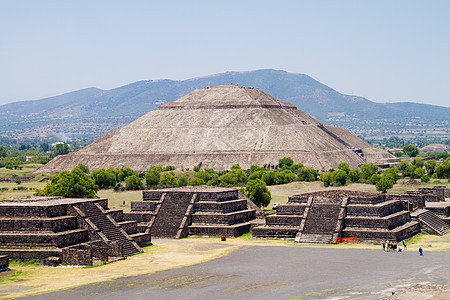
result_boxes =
[37,85,393,173]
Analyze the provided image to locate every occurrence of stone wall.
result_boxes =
[0,255,8,271]
[0,216,77,232]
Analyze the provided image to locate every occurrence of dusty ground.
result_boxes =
[1,233,449,299]
[22,244,450,300]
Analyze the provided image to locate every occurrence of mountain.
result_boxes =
[0,69,448,141]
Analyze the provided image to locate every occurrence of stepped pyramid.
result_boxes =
[38,85,393,173]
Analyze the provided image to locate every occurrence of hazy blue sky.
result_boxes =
[1,0,449,106]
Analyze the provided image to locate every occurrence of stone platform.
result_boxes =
[0,196,151,265]
[124,186,257,238]
[253,190,421,243]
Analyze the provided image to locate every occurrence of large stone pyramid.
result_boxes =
[38,85,393,173]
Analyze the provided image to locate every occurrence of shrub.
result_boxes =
[177,177,189,187]
[332,169,347,186]
[145,170,160,188]
[159,172,176,186]
[338,162,350,175]
[245,179,271,208]
[421,175,430,183]
[188,177,205,186]
[403,144,419,157]
[125,175,143,190]
[35,166,98,198]
[91,169,117,189]
[278,157,294,168]
[376,176,394,193]
[348,169,360,183]
[320,172,333,187]
[368,173,382,185]
[118,167,138,182]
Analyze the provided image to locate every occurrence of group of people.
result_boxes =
[381,240,407,252]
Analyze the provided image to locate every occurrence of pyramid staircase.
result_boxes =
[72,201,142,256]
[254,191,421,243]
[125,187,256,238]
[413,209,450,235]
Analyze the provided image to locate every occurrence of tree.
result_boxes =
[159,172,176,186]
[348,169,360,183]
[125,175,143,190]
[320,172,333,187]
[53,142,70,157]
[40,142,49,152]
[274,169,296,184]
[0,146,7,158]
[219,169,248,186]
[435,159,450,179]
[338,162,350,175]
[118,167,138,182]
[425,160,437,175]
[376,176,394,193]
[421,175,430,183]
[145,170,160,188]
[245,179,271,208]
[91,168,117,188]
[394,152,403,158]
[403,145,419,157]
[411,158,424,168]
[165,165,176,171]
[35,166,98,198]
[333,169,347,186]
[188,177,204,186]
[368,173,382,185]
[77,164,89,174]
[177,177,189,187]
[383,167,399,183]
[261,171,276,186]
[278,157,294,168]
[413,167,425,179]
[360,163,378,180]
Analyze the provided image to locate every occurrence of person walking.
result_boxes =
[419,247,423,256]
[381,241,385,251]
[403,240,407,250]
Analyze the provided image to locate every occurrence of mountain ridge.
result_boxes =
[0,69,448,140]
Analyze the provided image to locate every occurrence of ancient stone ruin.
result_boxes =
[0,196,151,265]
[252,190,421,243]
[124,186,258,238]
[37,85,394,173]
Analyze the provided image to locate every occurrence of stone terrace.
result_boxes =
[0,197,151,265]
[124,186,257,238]
[253,190,420,243]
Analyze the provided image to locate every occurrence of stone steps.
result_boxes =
[296,234,333,244]
[189,221,252,237]
[74,202,141,257]
[191,209,255,225]
[252,225,299,238]
[342,221,420,242]
[416,209,450,235]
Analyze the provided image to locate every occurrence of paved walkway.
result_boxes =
[25,246,449,299]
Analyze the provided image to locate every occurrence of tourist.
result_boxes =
[419,247,423,256]
[403,240,407,250]
[386,241,390,252]
[381,241,385,251]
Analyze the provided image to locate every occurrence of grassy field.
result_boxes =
[1,163,448,207]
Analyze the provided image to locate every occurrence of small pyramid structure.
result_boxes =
[38,85,393,173]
